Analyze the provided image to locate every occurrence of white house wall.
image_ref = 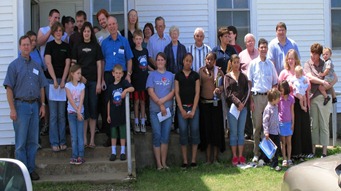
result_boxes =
[135,0,214,48]
[0,0,18,145]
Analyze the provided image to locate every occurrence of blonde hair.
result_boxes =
[294,65,303,75]
[112,64,123,72]
[284,49,300,70]
[323,47,332,55]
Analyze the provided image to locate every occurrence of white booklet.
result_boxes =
[157,107,171,122]
[229,103,240,119]
[48,84,66,101]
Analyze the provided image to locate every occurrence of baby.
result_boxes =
[318,47,336,105]
[291,65,309,112]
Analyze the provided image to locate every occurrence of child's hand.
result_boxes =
[265,134,269,140]
[77,113,83,121]
[107,116,111,124]
[121,91,126,99]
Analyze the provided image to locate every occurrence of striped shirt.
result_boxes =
[187,44,212,72]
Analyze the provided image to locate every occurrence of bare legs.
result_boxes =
[83,118,97,147]
[153,144,169,169]
[181,144,198,165]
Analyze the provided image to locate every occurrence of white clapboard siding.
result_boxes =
[0,0,17,145]
[135,0,213,48]
[331,51,341,112]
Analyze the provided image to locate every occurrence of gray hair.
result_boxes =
[194,27,205,36]
[169,25,179,35]
[244,33,255,43]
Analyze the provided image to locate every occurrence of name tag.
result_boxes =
[118,48,124,54]
[33,68,39,75]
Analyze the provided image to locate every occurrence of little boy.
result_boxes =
[290,65,309,112]
[319,47,337,105]
[131,29,152,134]
[107,64,134,161]
[259,88,281,171]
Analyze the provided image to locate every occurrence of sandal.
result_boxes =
[60,145,67,151]
[52,146,60,152]
[88,144,96,149]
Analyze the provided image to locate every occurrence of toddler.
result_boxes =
[290,65,309,112]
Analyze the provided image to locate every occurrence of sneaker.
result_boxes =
[239,156,246,165]
[306,153,315,159]
[70,158,77,165]
[252,156,259,163]
[120,153,126,161]
[273,166,282,171]
[332,98,337,103]
[75,158,85,165]
[258,159,265,167]
[109,154,116,161]
[282,160,288,167]
[134,124,140,134]
[232,157,239,166]
[321,154,327,158]
[30,171,40,181]
[288,160,293,166]
[140,124,146,133]
[323,96,331,105]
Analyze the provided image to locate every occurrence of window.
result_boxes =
[216,0,250,48]
[332,0,341,49]
[92,0,124,31]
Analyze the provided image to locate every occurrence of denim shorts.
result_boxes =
[279,122,292,136]
[150,110,173,147]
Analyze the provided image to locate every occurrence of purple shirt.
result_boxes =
[278,95,295,122]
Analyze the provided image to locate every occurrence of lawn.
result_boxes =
[33,146,341,191]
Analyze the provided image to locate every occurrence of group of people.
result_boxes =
[3,6,338,181]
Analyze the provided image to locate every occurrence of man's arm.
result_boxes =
[6,87,16,121]
[37,28,51,46]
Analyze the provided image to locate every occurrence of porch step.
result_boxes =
[35,133,136,183]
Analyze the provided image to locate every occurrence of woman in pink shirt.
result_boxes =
[278,49,313,163]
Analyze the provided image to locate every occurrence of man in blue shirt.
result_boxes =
[3,35,48,181]
[267,22,300,75]
[101,16,133,87]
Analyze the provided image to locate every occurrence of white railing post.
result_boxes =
[125,93,132,176]
[332,103,337,146]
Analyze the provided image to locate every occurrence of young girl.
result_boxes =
[278,80,295,167]
[65,65,85,165]
[175,53,200,168]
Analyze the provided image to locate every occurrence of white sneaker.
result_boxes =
[140,124,146,133]
[252,156,259,163]
[134,124,140,133]
[258,159,265,167]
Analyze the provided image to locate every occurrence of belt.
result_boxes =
[200,99,220,104]
[15,98,38,104]
[182,104,193,107]
[251,91,267,96]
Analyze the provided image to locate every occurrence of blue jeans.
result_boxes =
[84,81,98,120]
[13,100,39,173]
[150,110,173,147]
[68,113,84,158]
[177,106,200,145]
[46,79,66,146]
[227,107,247,146]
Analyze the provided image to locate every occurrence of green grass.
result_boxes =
[33,146,341,191]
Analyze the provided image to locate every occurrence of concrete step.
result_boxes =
[36,145,135,159]
[35,157,135,175]
[35,172,134,184]
[39,133,109,149]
